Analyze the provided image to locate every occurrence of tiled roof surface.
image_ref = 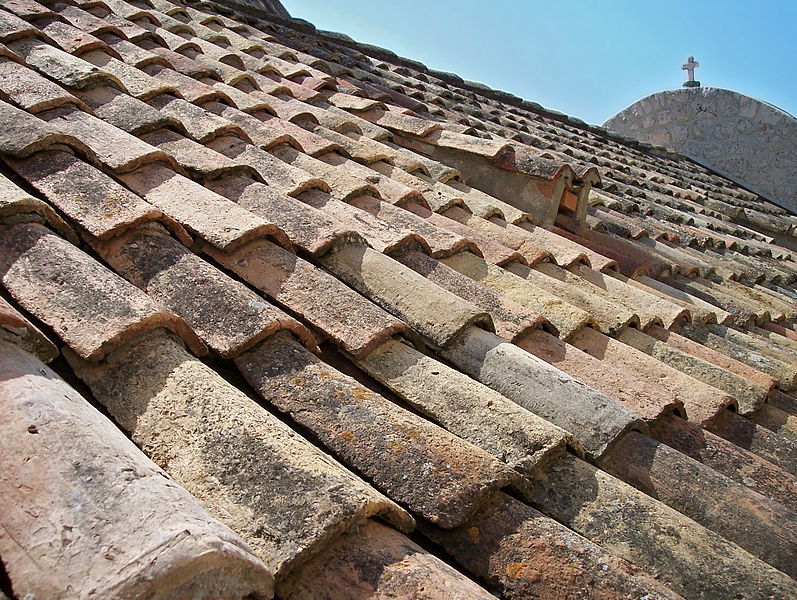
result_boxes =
[1,1,797,598]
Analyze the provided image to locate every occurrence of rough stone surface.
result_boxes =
[1,340,272,600]
[422,491,685,600]
[238,332,516,527]
[280,520,495,600]
[605,88,797,214]
[69,330,412,579]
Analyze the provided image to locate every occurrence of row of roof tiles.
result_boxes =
[1,0,797,598]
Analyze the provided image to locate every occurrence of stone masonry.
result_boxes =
[604,88,797,214]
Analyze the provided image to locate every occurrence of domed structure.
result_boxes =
[604,87,797,214]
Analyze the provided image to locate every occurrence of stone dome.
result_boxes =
[604,87,797,214]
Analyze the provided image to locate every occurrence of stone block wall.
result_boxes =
[604,88,797,214]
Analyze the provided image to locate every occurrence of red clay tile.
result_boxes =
[422,491,684,600]
[652,413,797,510]
[150,93,250,142]
[0,340,271,600]
[0,170,78,243]
[69,329,412,580]
[0,294,57,362]
[237,331,518,528]
[321,243,494,348]
[78,85,178,134]
[39,104,178,172]
[117,163,276,251]
[518,329,682,422]
[7,37,122,90]
[599,430,797,577]
[203,238,409,358]
[358,337,572,473]
[97,225,316,356]
[208,136,328,196]
[0,57,86,113]
[0,98,95,161]
[571,327,736,425]
[280,520,495,600]
[397,249,547,340]
[6,150,168,240]
[0,222,205,360]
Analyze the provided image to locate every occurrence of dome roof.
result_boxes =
[605,87,797,214]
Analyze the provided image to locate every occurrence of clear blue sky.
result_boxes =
[283,0,797,126]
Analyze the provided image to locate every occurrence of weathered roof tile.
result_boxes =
[0,340,272,600]
[0,222,204,360]
[203,237,408,357]
[96,225,316,356]
[117,163,276,250]
[39,104,177,171]
[6,149,167,240]
[237,331,518,528]
[69,329,412,579]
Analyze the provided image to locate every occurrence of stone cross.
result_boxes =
[682,56,700,88]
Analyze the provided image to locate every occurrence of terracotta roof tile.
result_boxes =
[396,249,547,340]
[421,491,684,600]
[117,162,278,250]
[3,2,797,596]
[651,413,797,510]
[203,237,408,357]
[518,328,682,423]
[69,329,412,579]
[6,149,168,240]
[0,57,86,113]
[0,170,77,242]
[571,326,735,425]
[78,85,178,134]
[0,340,272,599]
[280,520,495,600]
[209,136,327,195]
[0,294,57,361]
[40,104,178,171]
[150,93,250,141]
[0,98,95,160]
[96,225,315,356]
[529,452,797,599]
[0,222,205,360]
[321,243,493,347]
[238,331,517,527]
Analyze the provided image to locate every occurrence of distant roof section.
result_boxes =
[217,0,291,19]
[604,88,797,215]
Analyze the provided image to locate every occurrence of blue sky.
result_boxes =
[283,0,797,126]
